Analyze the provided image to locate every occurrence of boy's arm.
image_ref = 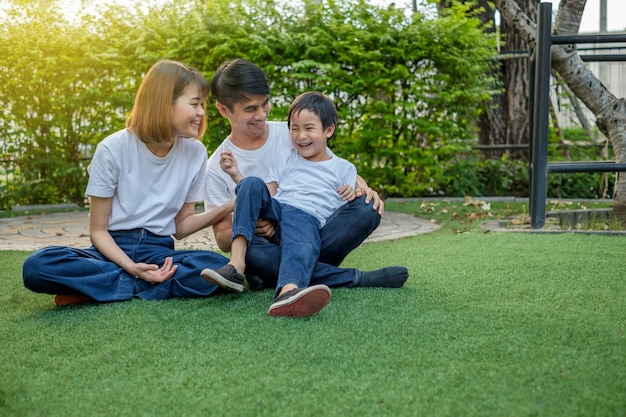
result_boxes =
[336,184,356,201]
[221,151,244,184]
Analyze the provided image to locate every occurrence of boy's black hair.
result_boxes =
[210,59,270,111]
[287,92,339,141]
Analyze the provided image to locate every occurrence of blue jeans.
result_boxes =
[22,229,228,302]
[233,177,322,292]
[234,177,381,292]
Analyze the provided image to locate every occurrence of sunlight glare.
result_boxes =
[61,0,163,19]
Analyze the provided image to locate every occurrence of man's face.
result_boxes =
[220,94,271,139]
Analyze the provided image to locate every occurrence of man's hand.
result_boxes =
[355,183,384,217]
[255,218,276,238]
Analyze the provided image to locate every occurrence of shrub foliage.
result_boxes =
[0,0,611,209]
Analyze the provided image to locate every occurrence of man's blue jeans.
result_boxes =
[234,177,381,292]
[22,229,228,301]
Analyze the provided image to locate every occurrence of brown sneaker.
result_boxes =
[268,284,331,317]
[201,264,245,293]
[54,293,95,306]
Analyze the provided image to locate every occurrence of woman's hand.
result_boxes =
[132,257,178,284]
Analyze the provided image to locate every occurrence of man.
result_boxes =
[204,58,408,296]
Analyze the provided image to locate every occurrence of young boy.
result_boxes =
[202,92,358,317]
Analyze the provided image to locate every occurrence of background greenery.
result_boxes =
[1,0,611,211]
[1,200,624,416]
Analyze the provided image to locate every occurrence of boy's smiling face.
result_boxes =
[289,109,335,162]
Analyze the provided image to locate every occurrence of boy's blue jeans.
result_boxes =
[22,229,228,301]
[234,177,381,292]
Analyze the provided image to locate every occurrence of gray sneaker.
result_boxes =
[268,284,331,317]
[201,265,245,293]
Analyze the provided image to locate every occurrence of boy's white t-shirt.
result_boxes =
[268,148,357,227]
[86,129,207,236]
[204,121,291,208]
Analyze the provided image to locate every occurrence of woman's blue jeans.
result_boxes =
[234,177,381,292]
[22,229,229,302]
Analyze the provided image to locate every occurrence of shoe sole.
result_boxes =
[268,285,331,318]
[54,294,96,306]
[200,268,244,293]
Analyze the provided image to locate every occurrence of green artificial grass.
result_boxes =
[1,207,625,416]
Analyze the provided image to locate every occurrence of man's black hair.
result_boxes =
[210,59,270,111]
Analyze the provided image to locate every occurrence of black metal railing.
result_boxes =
[528,2,626,228]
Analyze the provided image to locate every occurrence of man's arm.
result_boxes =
[355,175,384,216]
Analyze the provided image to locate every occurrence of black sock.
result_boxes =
[245,273,264,291]
[358,266,409,288]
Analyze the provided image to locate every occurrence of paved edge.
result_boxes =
[0,211,440,252]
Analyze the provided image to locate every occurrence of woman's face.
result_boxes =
[172,84,206,139]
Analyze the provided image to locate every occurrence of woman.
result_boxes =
[22,60,233,306]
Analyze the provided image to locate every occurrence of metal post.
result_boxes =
[530,2,553,229]
[528,47,535,208]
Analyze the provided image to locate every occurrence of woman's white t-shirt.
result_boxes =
[86,129,207,236]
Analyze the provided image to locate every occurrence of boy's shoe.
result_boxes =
[268,284,331,318]
[54,293,95,306]
[201,265,245,293]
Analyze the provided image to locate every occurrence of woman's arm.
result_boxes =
[173,199,235,240]
[89,196,136,273]
[89,196,177,283]
[266,181,278,197]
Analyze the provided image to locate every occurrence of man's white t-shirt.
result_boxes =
[204,121,291,208]
[86,129,207,236]
[268,148,357,227]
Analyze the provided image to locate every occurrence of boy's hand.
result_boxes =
[220,151,244,183]
[337,184,356,201]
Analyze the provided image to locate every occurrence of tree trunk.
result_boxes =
[556,73,597,142]
[473,0,536,160]
[502,1,535,153]
[475,0,507,156]
[494,0,626,221]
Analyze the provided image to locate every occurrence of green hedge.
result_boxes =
[0,1,612,209]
